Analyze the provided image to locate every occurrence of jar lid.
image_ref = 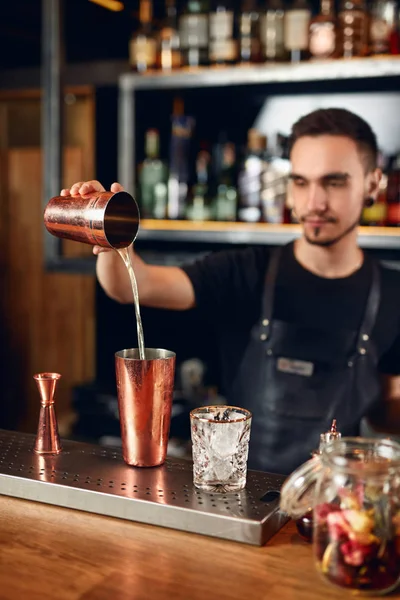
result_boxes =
[279,456,323,519]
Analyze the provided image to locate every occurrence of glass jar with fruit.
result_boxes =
[281,437,400,595]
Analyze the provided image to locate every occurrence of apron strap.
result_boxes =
[260,247,381,348]
[260,247,282,340]
[355,259,381,354]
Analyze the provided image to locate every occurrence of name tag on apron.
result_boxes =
[276,357,314,377]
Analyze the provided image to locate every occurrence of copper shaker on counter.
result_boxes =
[44,191,140,248]
[115,348,176,467]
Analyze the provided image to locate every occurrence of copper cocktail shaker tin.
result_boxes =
[44,191,140,248]
[115,348,176,467]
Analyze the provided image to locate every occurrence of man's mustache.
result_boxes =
[299,213,338,224]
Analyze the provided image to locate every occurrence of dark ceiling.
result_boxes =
[0,0,141,70]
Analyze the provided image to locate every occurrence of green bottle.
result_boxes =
[139,129,168,219]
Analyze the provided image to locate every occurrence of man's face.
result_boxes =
[289,135,378,247]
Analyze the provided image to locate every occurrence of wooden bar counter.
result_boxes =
[1,496,399,599]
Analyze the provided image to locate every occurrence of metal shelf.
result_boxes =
[120,57,400,91]
[118,57,400,197]
[138,220,400,250]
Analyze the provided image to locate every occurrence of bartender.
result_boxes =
[61,108,400,475]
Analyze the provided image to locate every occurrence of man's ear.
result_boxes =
[365,168,382,202]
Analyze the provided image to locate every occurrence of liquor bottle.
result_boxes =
[209,0,238,65]
[139,129,168,218]
[213,139,238,221]
[295,420,341,543]
[237,129,266,223]
[386,154,400,226]
[129,0,157,73]
[369,0,396,55]
[260,0,287,62]
[186,144,213,221]
[159,0,181,70]
[167,98,196,219]
[239,0,263,63]
[309,0,337,59]
[179,0,210,67]
[284,0,312,62]
[390,4,400,54]
[338,0,368,58]
[362,153,388,226]
[261,134,291,224]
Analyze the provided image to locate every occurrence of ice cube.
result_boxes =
[211,424,241,460]
[213,458,234,481]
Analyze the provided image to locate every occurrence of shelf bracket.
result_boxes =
[42,0,64,266]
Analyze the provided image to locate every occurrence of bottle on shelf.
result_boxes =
[361,153,388,226]
[209,0,238,65]
[167,98,196,219]
[260,0,287,62]
[308,0,337,60]
[369,0,397,55]
[390,3,400,54]
[237,128,266,223]
[261,134,291,224]
[284,0,312,62]
[129,0,158,73]
[295,419,342,544]
[186,144,213,221]
[158,0,182,70]
[338,0,369,58]
[239,0,263,63]
[138,129,168,219]
[179,0,210,67]
[386,154,400,226]
[213,138,238,221]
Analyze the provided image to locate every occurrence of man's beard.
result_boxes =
[303,211,362,248]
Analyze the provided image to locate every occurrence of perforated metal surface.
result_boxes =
[0,429,289,545]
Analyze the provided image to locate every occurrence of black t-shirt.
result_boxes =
[181,242,400,400]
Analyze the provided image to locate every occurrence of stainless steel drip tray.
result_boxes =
[0,429,289,546]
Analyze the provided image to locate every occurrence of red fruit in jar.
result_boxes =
[315,502,340,524]
[327,511,352,541]
[340,540,376,567]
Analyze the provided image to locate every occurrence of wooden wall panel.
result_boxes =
[4,148,95,433]
[0,87,96,259]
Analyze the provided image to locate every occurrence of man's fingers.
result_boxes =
[110,182,125,193]
[93,245,113,255]
[70,182,86,196]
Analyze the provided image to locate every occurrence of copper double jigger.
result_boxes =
[43,190,140,248]
[115,349,176,467]
[33,373,62,455]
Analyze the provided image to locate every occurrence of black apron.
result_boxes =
[230,247,382,475]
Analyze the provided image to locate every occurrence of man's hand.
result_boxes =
[60,180,125,255]
[61,181,195,310]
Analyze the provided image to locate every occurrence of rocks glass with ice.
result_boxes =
[190,405,252,493]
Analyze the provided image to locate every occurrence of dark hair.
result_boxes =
[289,108,378,172]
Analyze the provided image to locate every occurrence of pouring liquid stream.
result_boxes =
[117,247,146,360]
